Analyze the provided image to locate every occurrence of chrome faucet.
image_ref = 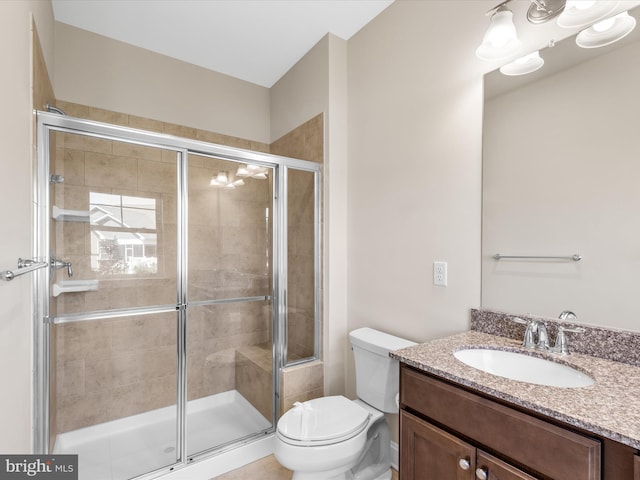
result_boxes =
[50,257,73,278]
[551,311,585,355]
[511,317,549,350]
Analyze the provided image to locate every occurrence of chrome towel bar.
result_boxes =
[1,258,48,281]
[493,254,582,262]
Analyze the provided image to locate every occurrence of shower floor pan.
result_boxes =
[53,390,272,480]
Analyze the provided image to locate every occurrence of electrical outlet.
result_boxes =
[433,261,447,287]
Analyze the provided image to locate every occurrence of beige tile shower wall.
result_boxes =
[56,101,271,154]
[270,114,323,164]
[271,115,323,360]
[279,361,324,415]
[56,312,177,433]
[188,302,272,402]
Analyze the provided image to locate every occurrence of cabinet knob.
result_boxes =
[458,458,471,470]
[475,467,488,480]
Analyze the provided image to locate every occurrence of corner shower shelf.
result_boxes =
[52,206,90,222]
[52,279,99,297]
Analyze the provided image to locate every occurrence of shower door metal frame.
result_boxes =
[33,111,322,477]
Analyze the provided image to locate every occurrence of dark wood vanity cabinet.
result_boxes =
[401,410,537,479]
[399,364,639,480]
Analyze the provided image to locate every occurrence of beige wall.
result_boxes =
[345,0,489,439]
[347,0,486,368]
[270,34,350,398]
[54,23,271,144]
[0,0,55,453]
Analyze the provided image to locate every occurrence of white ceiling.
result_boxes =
[51,0,394,88]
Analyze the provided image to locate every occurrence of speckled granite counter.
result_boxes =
[391,330,640,450]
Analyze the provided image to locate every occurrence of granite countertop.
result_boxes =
[391,330,640,450]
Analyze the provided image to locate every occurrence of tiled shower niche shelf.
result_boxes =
[52,205,90,222]
[52,279,99,297]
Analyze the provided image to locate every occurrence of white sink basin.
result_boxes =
[453,348,594,388]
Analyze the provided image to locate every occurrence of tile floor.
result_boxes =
[211,455,399,480]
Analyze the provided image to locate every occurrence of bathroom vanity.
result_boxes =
[392,311,640,480]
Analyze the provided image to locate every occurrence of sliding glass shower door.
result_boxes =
[47,128,181,479]
[35,112,321,480]
[185,153,274,458]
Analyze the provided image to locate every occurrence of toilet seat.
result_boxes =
[277,396,371,446]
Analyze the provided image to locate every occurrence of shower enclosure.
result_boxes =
[33,112,321,480]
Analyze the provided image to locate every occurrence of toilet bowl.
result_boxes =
[274,328,415,480]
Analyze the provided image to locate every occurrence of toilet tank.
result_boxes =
[349,327,416,413]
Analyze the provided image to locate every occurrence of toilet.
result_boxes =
[274,327,416,480]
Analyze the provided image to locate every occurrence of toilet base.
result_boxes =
[276,400,392,480]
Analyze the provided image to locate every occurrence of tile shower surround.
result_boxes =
[471,308,640,367]
[52,101,324,433]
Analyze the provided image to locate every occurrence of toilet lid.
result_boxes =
[277,396,371,446]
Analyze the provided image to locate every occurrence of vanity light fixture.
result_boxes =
[499,50,545,75]
[236,164,269,179]
[557,0,619,28]
[476,4,522,61]
[211,166,268,189]
[527,0,566,24]
[575,10,636,48]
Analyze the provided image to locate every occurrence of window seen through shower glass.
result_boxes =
[89,192,159,275]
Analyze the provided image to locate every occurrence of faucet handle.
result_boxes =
[551,326,585,355]
[511,317,538,348]
[559,310,577,321]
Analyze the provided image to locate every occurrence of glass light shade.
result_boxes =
[236,165,251,177]
[253,172,267,180]
[576,11,636,48]
[476,8,523,61]
[500,51,545,76]
[558,0,619,28]
[232,179,245,187]
[216,172,228,184]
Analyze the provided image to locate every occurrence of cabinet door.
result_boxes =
[401,410,475,480]
[477,451,539,480]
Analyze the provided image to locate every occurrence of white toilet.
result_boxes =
[274,327,416,480]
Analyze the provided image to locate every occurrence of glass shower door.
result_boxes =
[185,153,274,457]
[48,129,181,480]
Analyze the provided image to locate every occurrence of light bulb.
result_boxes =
[576,10,636,48]
[567,0,597,11]
[216,172,228,184]
[592,16,616,32]
[236,165,251,177]
[558,0,619,28]
[476,7,522,61]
